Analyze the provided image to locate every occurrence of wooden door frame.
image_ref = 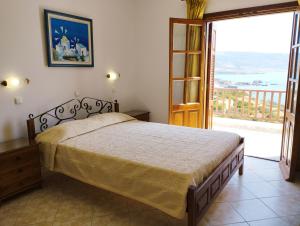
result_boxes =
[180,1,298,21]
[170,1,299,128]
[203,1,299,21]
[199,1,300,177]
[201,1,299,124]
[203,2,299,129]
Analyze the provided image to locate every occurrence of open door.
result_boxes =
[169,18,210,128]
[205,23,216,129]
[280,12,300,181]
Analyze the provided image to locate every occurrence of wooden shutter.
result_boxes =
[205,23,216,129]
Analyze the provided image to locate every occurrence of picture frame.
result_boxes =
[44,9,94,67]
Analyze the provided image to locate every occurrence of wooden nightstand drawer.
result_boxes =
[0,172,41,197]
[0,163,41,186]
[0,147,39,172]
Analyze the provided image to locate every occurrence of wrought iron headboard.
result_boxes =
[27,97,119,141]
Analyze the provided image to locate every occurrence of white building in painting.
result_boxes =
[60,35,70,50]
[76,43,87,57]
[54,34,88,60]
[55,35,71,59]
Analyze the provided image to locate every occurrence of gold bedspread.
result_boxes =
[36,113,240,219]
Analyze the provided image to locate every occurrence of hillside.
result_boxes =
[216,51,290,74]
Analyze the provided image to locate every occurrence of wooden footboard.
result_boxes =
[187,138,245,226]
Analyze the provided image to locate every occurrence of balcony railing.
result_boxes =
[213,88,286,123]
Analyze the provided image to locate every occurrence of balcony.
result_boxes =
[213,88,286,161]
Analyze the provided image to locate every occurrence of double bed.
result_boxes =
[27,97,244,226]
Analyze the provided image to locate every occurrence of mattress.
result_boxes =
[36,113,241,219]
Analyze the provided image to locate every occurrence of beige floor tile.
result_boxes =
[92,192,129,217]
[243,158,278,171]
[204,202,245,225]
[20,222,54,226]
[261,196,300,216]
[268,180,300,196]
[0,197,28,216]
[216,184,256,203]
[131,209,171,226]
[254,168,284,181]
[232,171,265,185]
[281,215,300,226]
[247,218,290,226]
[92,212,132,226]
[227,173,240,185]
[54,199,93,222]
[168,215,210,226]
[53,216,92,226]
[0,195,33,226]
[14,204,57,226]
[126,198,158,213]
[0,216,17,226]
[231,199,276,221]
[28,194,62,210]
[242,181,281,198]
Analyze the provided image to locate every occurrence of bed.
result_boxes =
[27,97,244,226]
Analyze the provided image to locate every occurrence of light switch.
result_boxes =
[14,96,23,105]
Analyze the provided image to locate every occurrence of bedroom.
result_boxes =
[0,0,299,226]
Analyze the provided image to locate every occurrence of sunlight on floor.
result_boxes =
[213,117,282,161]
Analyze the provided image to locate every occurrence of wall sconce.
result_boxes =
[106,72,120,81]
[1,78,30,88]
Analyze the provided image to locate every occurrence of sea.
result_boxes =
[215,71,287,91]
[215,71,288,104]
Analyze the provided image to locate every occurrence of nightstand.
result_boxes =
[0,138,41,202]
[124,110,150,122]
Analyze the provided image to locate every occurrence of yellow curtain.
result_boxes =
[186,0,207,19]
[186,0,207,103]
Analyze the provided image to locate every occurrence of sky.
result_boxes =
[214,12,294,54]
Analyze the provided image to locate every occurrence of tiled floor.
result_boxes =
[0,157,300,226]
[213,117,282,161]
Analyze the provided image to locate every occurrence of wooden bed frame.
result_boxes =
[27,97,244,226]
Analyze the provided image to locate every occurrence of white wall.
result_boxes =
[0,0,137,142]
[134,0,186,124]
[133,0,296,124]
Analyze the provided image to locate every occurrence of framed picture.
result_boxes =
[44,10,94,67]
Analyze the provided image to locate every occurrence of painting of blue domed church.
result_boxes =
[45,10,94,67]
